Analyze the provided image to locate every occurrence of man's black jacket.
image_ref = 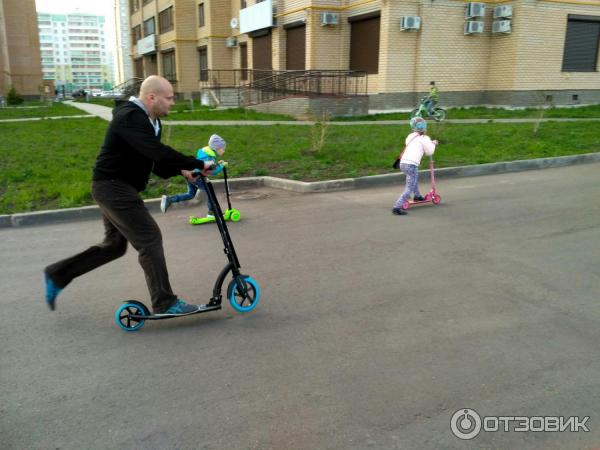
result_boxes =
[93,101,205,192]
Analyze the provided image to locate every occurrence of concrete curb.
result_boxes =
[2,152,599,228]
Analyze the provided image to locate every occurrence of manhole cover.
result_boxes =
[230,191,271,201]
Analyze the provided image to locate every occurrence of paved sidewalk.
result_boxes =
[0,115,93,123]
[65,100,600,125]
[65,100,113,121]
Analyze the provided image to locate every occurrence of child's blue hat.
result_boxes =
[410,117,427,132]
[208,134,226,151]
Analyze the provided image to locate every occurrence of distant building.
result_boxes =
[114,0,133,86]
[37,12,114,93]
[0,0,44,97]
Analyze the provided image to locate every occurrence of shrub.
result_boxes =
[6,86,24,105]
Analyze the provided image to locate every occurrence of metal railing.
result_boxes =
[199,69,368,106]
[113,77,144,98]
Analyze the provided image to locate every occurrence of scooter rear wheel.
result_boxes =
[432,194,441,205]
[115,301,149,332]
[228,276,261,313]
[402,201,410,210]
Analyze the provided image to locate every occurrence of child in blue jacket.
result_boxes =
[160,134,227,218]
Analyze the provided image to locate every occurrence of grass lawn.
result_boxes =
[0,102,90,119]
[334,104,600,121]
[166,105,295,121]
[1,118,599,214]
[75,98,296,121]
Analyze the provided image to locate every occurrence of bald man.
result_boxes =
[44,76,215,316]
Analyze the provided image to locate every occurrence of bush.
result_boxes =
[6,86,24,105]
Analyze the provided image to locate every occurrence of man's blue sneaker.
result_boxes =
[44,273,62,311]
[156,299,200,316]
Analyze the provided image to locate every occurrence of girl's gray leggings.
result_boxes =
[394,163,420,209]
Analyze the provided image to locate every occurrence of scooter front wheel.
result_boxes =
[229,209,241,222]
[228,276,261,313]
[115,301,149,332]
[432,194,442,205]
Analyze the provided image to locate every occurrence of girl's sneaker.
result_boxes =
[392,208,407,216]
[160,195,170,213]
[206,210,215,219]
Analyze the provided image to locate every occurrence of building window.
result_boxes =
[134,58,144,78]
[162,50,176,81]
[143,17,155,37]
[159,7,174,33]
[131,25,142,46]
[562,17,600,72]
[198,47,208,81]
[198,3,205,27]
[142,0,152,5]
[130,0,140,14]
[349,14,380,75]
[241,0,246,8]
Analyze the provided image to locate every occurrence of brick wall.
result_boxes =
[129,0,600,109]
[0,0,43,96]
[248,95,368,118]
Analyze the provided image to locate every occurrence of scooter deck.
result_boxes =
[130,304,221,321]
[189,208,240,225]
[189,216,216,225]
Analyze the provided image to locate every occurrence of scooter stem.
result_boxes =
[430,157,436,192]
[222,167,233,211]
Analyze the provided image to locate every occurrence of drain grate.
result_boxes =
[230,191,271,201]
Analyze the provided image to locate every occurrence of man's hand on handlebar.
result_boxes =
[181,162,216,182]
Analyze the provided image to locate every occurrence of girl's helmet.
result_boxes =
[410,117,427,132]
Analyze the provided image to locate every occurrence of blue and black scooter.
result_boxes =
[114,171,261,332]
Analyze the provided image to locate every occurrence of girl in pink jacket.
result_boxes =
[393,117,438,216]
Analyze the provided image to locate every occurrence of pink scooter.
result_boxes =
[402,157,442,209]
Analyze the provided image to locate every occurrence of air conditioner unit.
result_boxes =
[493,5,513,19]
[320,12,339,26]
[401,16,421,31]
[464,21,484,34]
[465,2,486,19]
[225,37,238,48]
[492,20,512,34]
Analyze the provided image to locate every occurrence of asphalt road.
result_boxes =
[2,163,599,450]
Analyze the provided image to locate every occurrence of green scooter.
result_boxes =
[188,167,241,225]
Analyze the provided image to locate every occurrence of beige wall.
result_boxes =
[510,0,600,91]
[129,0,600,103]
[0,0,43,96]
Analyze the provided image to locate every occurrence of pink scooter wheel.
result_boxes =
[432,194,441,205]
[402,201,410,209]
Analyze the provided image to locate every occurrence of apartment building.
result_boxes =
[38,13,114,93]
[115,0,134,86]
[0,0,43,97]
[128,0,600,109]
